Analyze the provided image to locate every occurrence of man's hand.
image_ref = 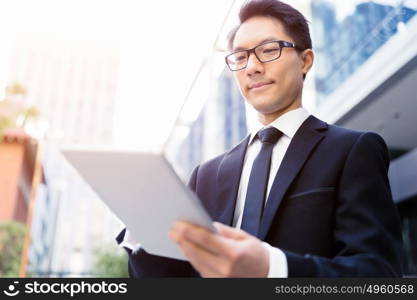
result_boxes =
[168,221,269,277]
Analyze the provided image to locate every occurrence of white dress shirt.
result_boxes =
[121,107,310,278]
[234,107,310,277]
[119,229,141,253]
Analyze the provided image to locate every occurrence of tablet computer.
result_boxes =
[61,147,214,260]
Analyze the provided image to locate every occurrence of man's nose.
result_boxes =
[245,52,264,76]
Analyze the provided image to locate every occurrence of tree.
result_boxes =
[0,82,40,142]
[0,221,26,277]
[92,244,129,278]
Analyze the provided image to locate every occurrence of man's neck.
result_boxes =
[258,103,303,125]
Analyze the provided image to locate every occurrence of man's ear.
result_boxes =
[301,49,314,76]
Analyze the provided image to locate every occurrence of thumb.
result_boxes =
[213,222,249,240]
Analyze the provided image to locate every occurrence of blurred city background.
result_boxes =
[0,0,416,277]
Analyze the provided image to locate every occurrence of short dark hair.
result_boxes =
[228,0,312,51]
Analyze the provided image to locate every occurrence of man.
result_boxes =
[117,0,404,277]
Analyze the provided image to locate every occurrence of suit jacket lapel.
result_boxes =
[258,115,328,240]
[216,135,250,226]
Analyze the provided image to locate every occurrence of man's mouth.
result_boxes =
[249,81,274,90]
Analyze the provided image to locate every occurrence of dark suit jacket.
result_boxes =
[117,115,404,277]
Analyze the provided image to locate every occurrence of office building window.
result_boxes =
[397,197,417,276]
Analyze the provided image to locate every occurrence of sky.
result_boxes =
[0,0,235,150]
[113,0,235,150]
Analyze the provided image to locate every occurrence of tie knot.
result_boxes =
[257,127,282,144]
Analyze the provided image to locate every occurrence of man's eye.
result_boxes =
[235,55,247,62]
[263,48,280,54]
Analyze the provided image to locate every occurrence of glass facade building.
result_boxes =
[312,0,417,276]
[173,69,247,181]
[312,0,416,101]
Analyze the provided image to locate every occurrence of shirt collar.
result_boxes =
[248,107,311,145]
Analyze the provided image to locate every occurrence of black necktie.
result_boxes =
[241,127,283,237]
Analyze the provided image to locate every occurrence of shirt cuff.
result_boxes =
[262,242,288,278]
[119,229,141,253]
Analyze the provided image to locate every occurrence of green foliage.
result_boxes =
[93,244,129,278]
[0,82,40,139]
[0,117,12,142]
[0,221,26,277]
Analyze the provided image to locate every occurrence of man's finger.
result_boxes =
[174,236,227,277]
[213,222,249,240]
[172,221,236,257]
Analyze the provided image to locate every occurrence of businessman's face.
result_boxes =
[231,16,313,124]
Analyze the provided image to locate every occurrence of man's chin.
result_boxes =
[249,101,281,114]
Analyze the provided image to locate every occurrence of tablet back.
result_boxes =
[62,148,214,260]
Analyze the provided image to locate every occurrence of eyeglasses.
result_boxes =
[225,40,301,71]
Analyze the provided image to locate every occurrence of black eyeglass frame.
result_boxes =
[225,40,303,71]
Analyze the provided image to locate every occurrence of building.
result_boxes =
[0,129,42,224]
[169,65,247,182]
[5,37,122,276]
[311,0,417,276]
[312,0,416,101]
